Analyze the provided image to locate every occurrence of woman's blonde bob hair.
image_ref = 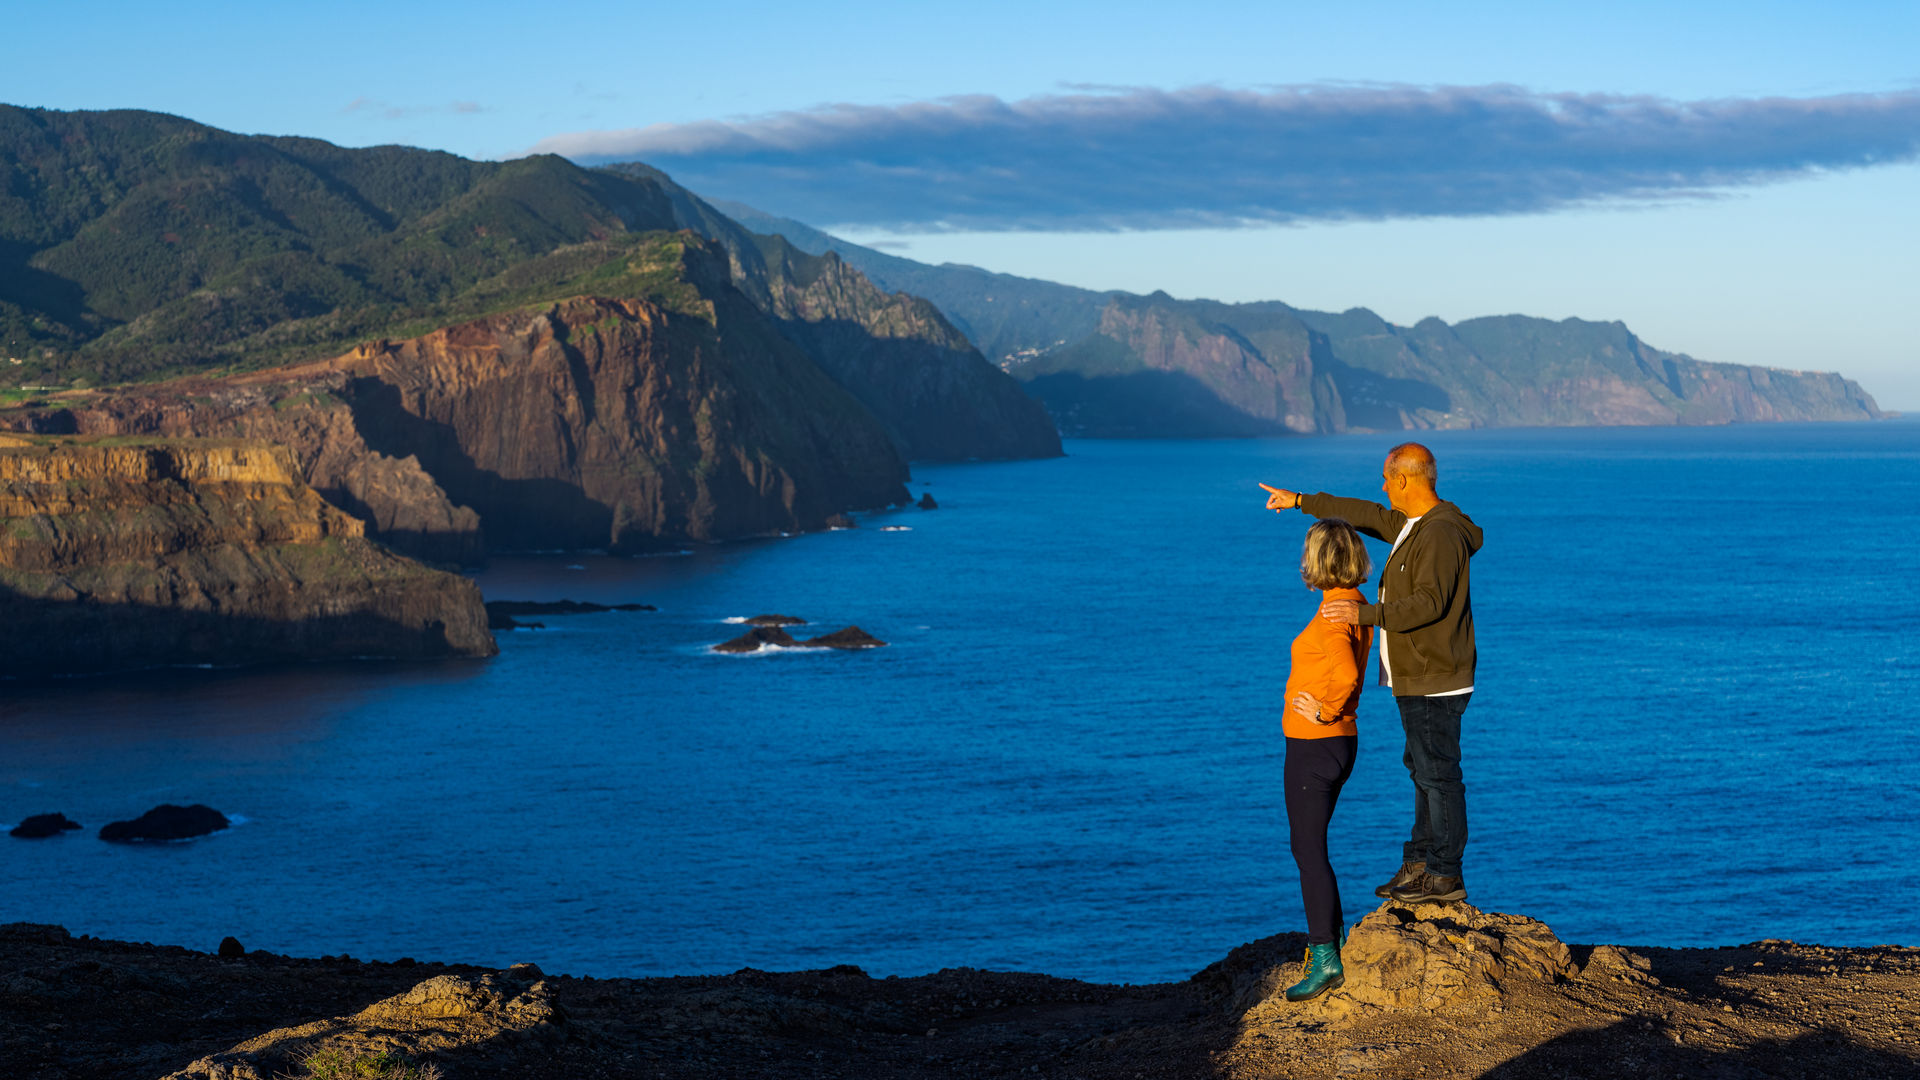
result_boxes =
[1300,518,1372,590]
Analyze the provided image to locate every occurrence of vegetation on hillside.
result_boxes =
[0,105,700,385]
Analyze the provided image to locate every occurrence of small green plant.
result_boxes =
[286,1047,442,1080]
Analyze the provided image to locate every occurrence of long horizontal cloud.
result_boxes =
[526,84,1920,231]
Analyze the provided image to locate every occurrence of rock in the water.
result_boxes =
[10,813,81,838]
[745,614,808,627]
[161,969,561,1080]
[825,513,857,529]
[218,936,246,958]
[917,492,939,509]
[486,600,655,617]
[714,626,801,653]
[803,627,888,649]
[486,599,654,630]
[99,804,230,843]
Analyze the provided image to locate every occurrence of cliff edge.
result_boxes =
[1,904,1913,1079]
[0,435,494,675]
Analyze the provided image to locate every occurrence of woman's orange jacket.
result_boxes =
[1281,586,1374,739]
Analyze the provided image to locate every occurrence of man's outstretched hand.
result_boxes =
[1259,482,1301,511]
[1320,599,1360,625]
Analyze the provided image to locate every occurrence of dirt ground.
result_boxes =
[2,913,1916,1079]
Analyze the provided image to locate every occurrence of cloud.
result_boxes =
[524,84,1920,231]
[344,98,490,120]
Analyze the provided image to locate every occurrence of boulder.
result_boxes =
[161,968,560,1080]
[10,813,81,838]
[745,614,807,627]
[1200,901,1576,1025]
[218,936,246,958]
[714,626,800,653]
[825,513,857,529]
[803,627,888,649]
[99,804,230,843]
[1579,943,1660,987]
[917,492,939,509]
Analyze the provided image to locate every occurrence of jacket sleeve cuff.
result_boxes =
[1357,603,1382,627]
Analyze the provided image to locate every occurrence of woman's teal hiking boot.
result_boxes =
[1284,941,1345,1002]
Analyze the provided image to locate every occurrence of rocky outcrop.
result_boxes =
[4,258,913,559]
[99,804,229,843]
[1201,902,1579,1023]
[5,920,1920,1080]
[163,969,562,1080]
[0,436,494,675]
[713,624,888,652]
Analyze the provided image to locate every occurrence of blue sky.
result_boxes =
[8,0,1918,406]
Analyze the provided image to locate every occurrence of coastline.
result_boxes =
[7,908,1915,1080]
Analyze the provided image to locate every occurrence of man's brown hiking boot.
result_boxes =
[1388,871,1467,904]
[1374,860,1424,899]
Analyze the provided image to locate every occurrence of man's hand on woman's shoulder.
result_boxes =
[1320,599,1360,625]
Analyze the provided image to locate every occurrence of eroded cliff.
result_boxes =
[5,241,912,558]
[0,435,494,675]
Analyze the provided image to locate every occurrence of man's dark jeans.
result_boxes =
[1397,692,1471,879]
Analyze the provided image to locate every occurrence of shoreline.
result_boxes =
[7,906,1917,1080]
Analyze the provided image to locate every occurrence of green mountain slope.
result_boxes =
[0,107,1056,461]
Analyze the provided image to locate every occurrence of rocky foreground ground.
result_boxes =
[3,905,1916,1080]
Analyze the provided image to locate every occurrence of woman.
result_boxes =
[1279,518,1374,1001]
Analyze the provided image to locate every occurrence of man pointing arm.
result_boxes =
[1261,443,1484,905]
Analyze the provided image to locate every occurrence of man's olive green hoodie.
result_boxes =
[1298,493,1483,697]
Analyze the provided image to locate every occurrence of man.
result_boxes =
[1262,443,1483,904]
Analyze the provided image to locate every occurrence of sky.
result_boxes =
[7,0,1918,406]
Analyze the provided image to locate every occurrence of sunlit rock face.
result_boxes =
[0,435,494,675]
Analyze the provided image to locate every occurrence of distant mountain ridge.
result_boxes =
[711,202,1886,434]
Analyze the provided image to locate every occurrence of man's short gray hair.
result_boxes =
[1386,442,1437,487]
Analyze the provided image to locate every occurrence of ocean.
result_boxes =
[4,421,1916,985]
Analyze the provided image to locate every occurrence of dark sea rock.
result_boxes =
[218,936,246,958]
[804,627,888,649]
[486,600,656,616]
[10,813,81,838]
[826,513,857,529]
[99,804,230,843]
[485,599,654,630]
[917,492,939,509]
[714,626,800,653]
[745,614,808,627]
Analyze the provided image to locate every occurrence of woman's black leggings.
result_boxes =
[1285,734,1357,945]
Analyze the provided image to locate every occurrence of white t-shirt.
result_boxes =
[1378,515,1473,698]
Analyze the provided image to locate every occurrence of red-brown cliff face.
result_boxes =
[5,276,911,560]
[0,435,494,676]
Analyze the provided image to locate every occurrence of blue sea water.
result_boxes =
[3,422,1917,985]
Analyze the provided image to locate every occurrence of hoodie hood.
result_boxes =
[1426,501,1484,555]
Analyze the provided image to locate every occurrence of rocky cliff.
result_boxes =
[2,107,1060,467]
[3,239,912,559]
[607,164,1061,460]
[1010,293,1886,436]
[0,435,494,675]
[746,234,1061,460]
